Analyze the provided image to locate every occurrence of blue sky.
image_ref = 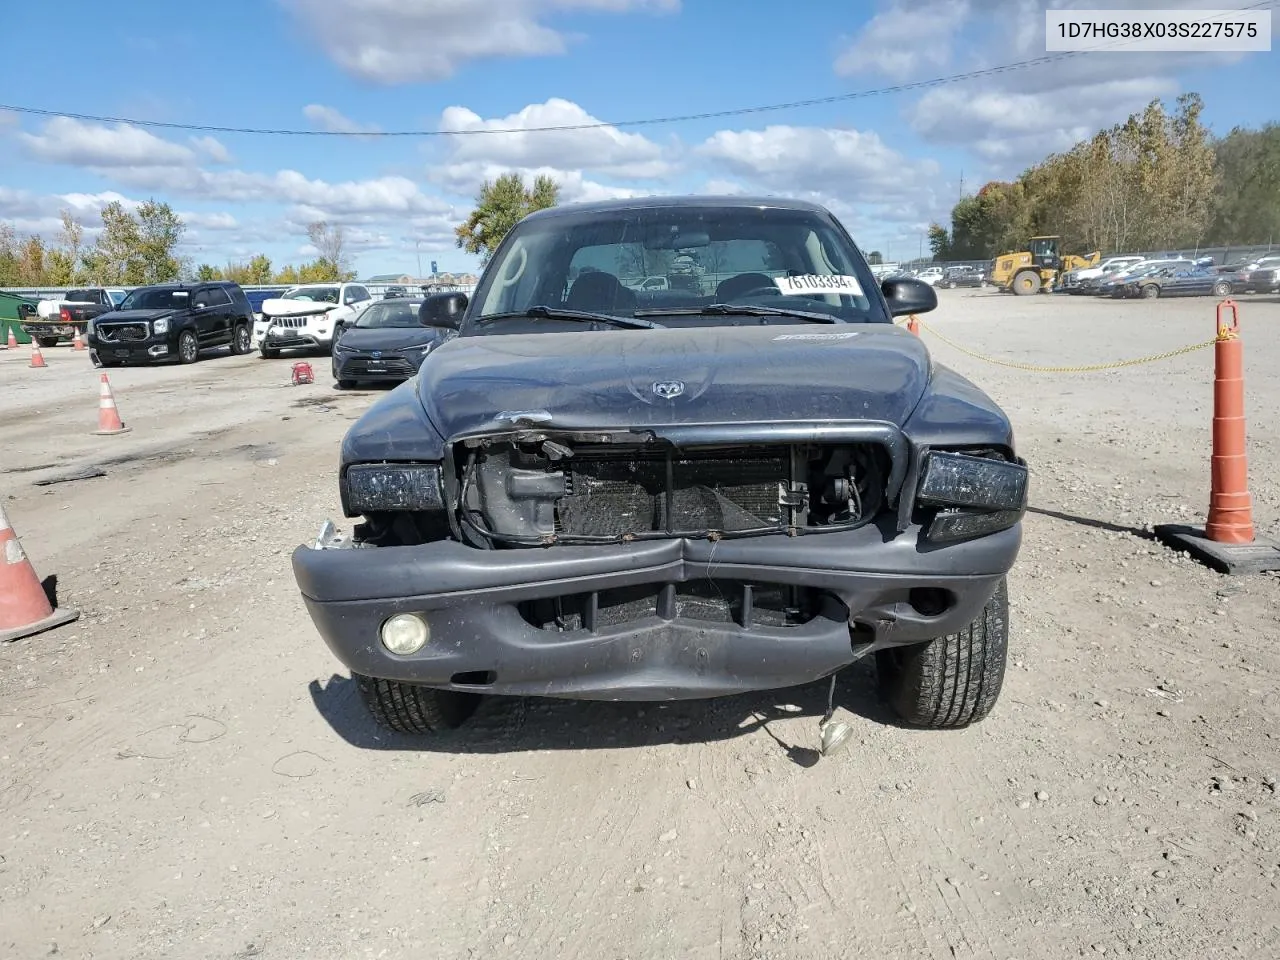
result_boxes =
[0,0,1273,278]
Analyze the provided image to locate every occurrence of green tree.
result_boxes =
[196,263,224,281]
[83,201,138,283]
[0,222,20,286]
[1207,123,1280,245]
[273,264,301,285]
[927,224,951,260]
[245,253,273,284]
[866,250,883,265]
[454,172,560,263]
[135,200,185,283]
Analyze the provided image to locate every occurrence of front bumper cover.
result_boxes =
[292,517,1021,701]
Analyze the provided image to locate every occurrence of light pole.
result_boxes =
[415,240,423,280]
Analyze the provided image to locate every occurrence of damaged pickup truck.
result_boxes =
[292,196,1027,739]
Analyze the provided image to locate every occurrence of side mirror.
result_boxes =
[880,277,938,317]
[420,291,468,330]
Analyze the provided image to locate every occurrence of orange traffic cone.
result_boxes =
[6,326,16,349]
[907,314,920,336]
[1155,300,1280,575]
[93,373,131,435]
[73,328,86,351]
[30,339,47,368]
[0,503,80,643]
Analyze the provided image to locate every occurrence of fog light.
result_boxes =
[380,613,429,655]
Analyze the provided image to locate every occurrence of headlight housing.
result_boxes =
[153,317,170,334]
[916,450,1028,543]
[343,463,445,515]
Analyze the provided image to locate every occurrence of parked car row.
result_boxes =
[1060,252,1280,298]
[83,278,464,390]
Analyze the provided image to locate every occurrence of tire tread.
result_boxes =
[355,674,478,734]
[876,579,1009,729]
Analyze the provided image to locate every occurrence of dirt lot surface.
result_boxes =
[3,292,1279,960]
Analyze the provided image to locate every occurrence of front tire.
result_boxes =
[355,674,480,734]
[36,335,60,349]
[177,329,199,364]
[230,323,251,355]
[1212,281,1231,297]
[875,579,1009,729]
[1140,284,1160,299]
[259,343,280,359]
[1011,271,1041,296]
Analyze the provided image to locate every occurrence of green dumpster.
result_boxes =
[0,292,37,345]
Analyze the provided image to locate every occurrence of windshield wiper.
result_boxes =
[633,303,839,324]
[477,305,664,330]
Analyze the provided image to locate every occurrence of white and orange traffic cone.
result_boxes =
[93,373,131,435]
[30,339,47,368]
[5,326,17,350]
[73,328,86,351]
[0,504,80,643]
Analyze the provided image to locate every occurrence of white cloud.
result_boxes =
[438,98,672,179]
[835,0,970,80]
[697,125,939,204]
[282,0,679,83]
[190,136,233,164]
[302,104,380,135]
[180,211,240,230]
[19,117,200,168]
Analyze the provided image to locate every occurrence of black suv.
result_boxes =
[88,282,255,367]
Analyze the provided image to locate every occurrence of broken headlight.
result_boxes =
[343,463,445,515]
[916,450,1028,543]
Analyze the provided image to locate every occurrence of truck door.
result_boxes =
[201,285,234,344]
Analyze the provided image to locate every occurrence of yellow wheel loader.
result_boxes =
[990,237,1100,295]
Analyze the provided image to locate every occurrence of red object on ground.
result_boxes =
[292,361,315,385]
[907,314,920,336]
[1206,299,1254,544]
[93,373,131,436]
[0,503,80,643]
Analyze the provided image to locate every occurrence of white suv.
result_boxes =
[255,282,373,357]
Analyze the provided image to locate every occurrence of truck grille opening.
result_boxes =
[97,324,148,342]
[458,439,890,546]
[556,450,787,537]
[519,580,827,633]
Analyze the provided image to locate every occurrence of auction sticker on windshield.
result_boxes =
[773,274,864,296]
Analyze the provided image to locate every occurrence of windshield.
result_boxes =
[354,300,425,328]
[465,204,886,332]
[118,288,190,311]
[283,286,340,303]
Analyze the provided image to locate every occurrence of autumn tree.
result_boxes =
[45,210,85,284]
[306,221,353,278]
[196,264,224,280]
[454,172,560,263]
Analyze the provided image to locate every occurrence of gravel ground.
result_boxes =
[2,290,1279,960]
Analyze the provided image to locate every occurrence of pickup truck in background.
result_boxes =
[23,287,127,347]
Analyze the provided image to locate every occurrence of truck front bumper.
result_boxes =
[292,518,1021,701]
[87,333,174,363]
